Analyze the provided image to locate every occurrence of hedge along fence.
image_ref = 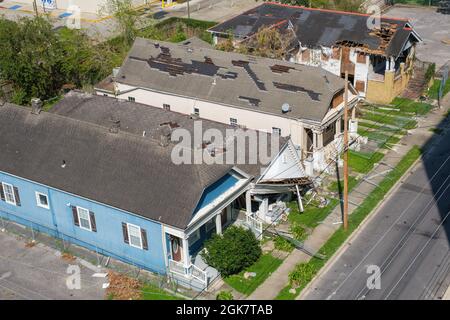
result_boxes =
[276,146,422,300]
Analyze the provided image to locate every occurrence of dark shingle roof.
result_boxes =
[0,101,249,229]
[108,37,345,122]
[209,3,420,58]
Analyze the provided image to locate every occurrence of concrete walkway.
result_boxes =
[247,97,450,300]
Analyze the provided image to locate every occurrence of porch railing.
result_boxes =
[190,264,208,285]
[168,259,186,277]
[168,259,208,286]
[246,214,263,238]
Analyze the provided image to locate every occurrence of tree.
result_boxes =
[0,16,116,105]
[246,26,296,59]
[201,226,262,277]
[102,0,138,47]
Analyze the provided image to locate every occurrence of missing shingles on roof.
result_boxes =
[218,71,238,80]
[273,82,321,101]
[232,60,267,91]
[270,64,295,73]
[238,96,261,107]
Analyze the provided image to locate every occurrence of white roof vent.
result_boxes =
[281,103,291,113]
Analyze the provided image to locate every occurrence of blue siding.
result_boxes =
[194,173,238,212]
[0,171,166,275]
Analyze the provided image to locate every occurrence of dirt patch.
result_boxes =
[25,240,36,248]
[105,271,142,300]
[61,252,76,262]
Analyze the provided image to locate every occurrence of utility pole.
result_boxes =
[343,71,349,231]
[33,0,39,17]
[187,0,191,19]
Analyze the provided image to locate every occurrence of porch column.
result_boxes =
[385,57,390,71]
[351,105,356,120]
[312,130,318,149]
[335,118,341,135]
[182,238,190,268]
[317,130,324,149]
[245,190,252,216]
[215,214,222,235]
[390,56,395,71]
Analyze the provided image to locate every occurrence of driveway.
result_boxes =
[384,5,450,69]
[0,231,105,300]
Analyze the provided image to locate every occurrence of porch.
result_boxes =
[164,198,264,291]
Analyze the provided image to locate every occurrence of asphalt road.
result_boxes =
[0,232,105,300]
[302,119,450,300]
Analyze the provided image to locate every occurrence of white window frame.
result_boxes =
[35,192,49,209]
[272,127,281,136]
[194,107,200,116]
[77,206,92,231]
[127,223,143,249]
[163,103,170,110]
[2,182,16,206]
[128,96,135,102]
[189,229,201,244]
[230,118,238,126]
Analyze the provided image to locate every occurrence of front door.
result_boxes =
[170,236,182,262]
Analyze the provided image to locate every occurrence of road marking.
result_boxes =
[92,273,108,278]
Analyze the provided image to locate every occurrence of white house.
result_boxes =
[95,37,360,174]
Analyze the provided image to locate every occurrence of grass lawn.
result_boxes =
[361,111,417,130]
[328,175,359,194]
[224,253,283,296]
[428,79,450,100]
[275,146,422,300]
[357,129,401,149]
[141,284,183,300]
[348,150,384,174]
[288,198,339,230]
[391,97,433,115]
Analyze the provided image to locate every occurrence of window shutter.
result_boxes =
[141,228,148,251]
[13,187,21,206]
[0,184,4,202]
[122,222,129,244]
[89,211,97,232]
[72,206,80,226]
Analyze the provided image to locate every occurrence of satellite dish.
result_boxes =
[282,103,291,113]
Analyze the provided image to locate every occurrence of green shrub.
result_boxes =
[202,226,262,277]
[290,223,307,240]
[289,262,316,287]
[274,236,294,252]
[216,291,233,300]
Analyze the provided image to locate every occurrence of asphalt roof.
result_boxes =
[209,2,419,58]
[109,37,346,122]
[0,95,276,229]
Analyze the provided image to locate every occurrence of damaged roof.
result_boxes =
[209,2,420,58]
[107,37,346,122]
[0,94,281,229]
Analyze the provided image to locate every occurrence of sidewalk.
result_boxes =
[248,96,450,300]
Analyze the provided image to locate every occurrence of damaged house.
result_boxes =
[95,37,360,174]
[208,2,421,104]
[0,92,313,290]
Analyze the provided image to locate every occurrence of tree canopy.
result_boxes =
[0,16,115,105]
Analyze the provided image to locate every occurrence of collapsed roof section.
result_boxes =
[209,2,421,58]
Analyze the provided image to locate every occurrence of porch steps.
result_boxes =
[401,68,427,100]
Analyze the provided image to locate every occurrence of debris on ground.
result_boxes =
[25,240,36,248]
[61,252,76,262]
[105,271,142,300]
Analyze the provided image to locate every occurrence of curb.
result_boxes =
[297,153,422,300]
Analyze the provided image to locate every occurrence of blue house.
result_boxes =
[0,93,307,290]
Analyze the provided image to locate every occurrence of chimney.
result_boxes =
[109,117,120,133]
[31,98,43,115]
